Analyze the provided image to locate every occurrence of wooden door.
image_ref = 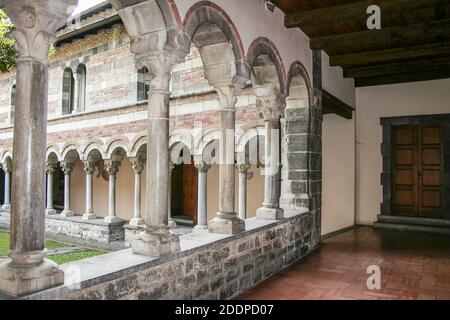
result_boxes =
[392,125,443,218]
[182,164,198,224]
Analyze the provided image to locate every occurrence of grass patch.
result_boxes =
[48,250,105,265]
[0,231,106,264]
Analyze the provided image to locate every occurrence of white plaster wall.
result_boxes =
[322,113,356,235]
[321,52,356,107]
[355,78,450,225]
[175,0,313,83]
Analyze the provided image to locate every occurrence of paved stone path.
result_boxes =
[239,226,450,300]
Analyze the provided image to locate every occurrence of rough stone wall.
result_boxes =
[56,213,314,300]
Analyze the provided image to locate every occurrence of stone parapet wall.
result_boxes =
[26,212,314,300]
[0,212,126,251]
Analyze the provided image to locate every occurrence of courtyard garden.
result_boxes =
[0,231,106,265]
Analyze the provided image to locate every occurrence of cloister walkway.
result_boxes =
[239,227,450,300]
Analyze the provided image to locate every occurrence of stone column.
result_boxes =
[256,97,284,220]
[104,160,122,223]
[72,71,80,113]
[0,0,76,297]
[60,161,74,217]
[237,164,251,220]
[1,161,12,211]
[131,51,181,257]
[208,85,245,234]
[168,161,177,228]
[45,162,58,215]
[129,157,145,226]
[194,160,211,232]
[82,161,97,220]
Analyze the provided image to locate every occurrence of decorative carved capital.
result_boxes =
[82,161,96,175]
[214,84,242,110]
[46,162,58,174]
[135,50,181,92]
[60,161,74,175]
[104,160,120,176]
[1,0,77,62]
[2,161,12,173]
[194,161,211,173]
[258,94,285,122]
[130,157,145,174]
[236,163,251,173]
[168,161,176,174]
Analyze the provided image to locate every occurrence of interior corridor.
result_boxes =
[239,227,450,300]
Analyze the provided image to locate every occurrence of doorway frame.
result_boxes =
[380,114,450,220]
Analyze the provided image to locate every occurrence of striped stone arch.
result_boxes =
[245,37,287,94]
[105,137,131,160]
[129,134,147,157]
[60,143,82,162]
[183,1,248,84]
[81,141,106,161]
[110,0,186,57]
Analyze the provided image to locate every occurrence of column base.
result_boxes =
[45,209,57,216]
[104,216,123,224]
[256,207,284,220]
[168,218,177,228]
[1,204,11,212]
[193,224,208,233]
[60,210,74,218]
[0,258,64,298]
[131,231,180,257]
[129,217,145,227]
[208,215,245,235]
[82,213,97,220]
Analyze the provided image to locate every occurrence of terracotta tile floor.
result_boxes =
[238,226,450,300]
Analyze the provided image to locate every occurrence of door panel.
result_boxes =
[392,125,443,219]
[182,163,198,224]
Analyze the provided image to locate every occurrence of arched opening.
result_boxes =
[62,67,75,115]
[10,84,15,125]
[281,61,313,213]
[76,64,87,112]
[46,152,63,214]
[137,67,150,101]
[170,142,196,226]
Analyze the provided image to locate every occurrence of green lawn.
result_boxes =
[0,231,105,264]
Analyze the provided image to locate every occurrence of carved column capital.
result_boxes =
[104,160,120,175]
[2,161,12,173]
[1,0,77,62]
[60,161,75,175]
[236,163,251,173]
[135,50,181,92]
[82,161,96,174]
[168,161,176,174]
[258,94,285,122]
[46,162,58,174]
[213,84,243,111]
[195,161,212,173]
[130,157,145,174]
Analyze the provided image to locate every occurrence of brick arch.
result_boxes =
[245,37,287,94]
[183,1,247,83]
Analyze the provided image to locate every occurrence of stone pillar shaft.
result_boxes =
[208,85,245,234]
[72,72,80,113]
[237,164,250,220]
[256,99,283,220]
[104,161,122,223]
[131,52,180,257]
[82,162,96,220]
[168,162,176,228]
[2,165,11,210]
[130,157,144,226]
[45,166,56,215]
[0,0,75,297]
[194,161,210,232]
[60,162,74,217]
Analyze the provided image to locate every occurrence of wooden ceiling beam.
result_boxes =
[310,18,450,55]
[355,68,450,87]
[330,43,450,68]
[285,0,437,29]
[345,56,450,78]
